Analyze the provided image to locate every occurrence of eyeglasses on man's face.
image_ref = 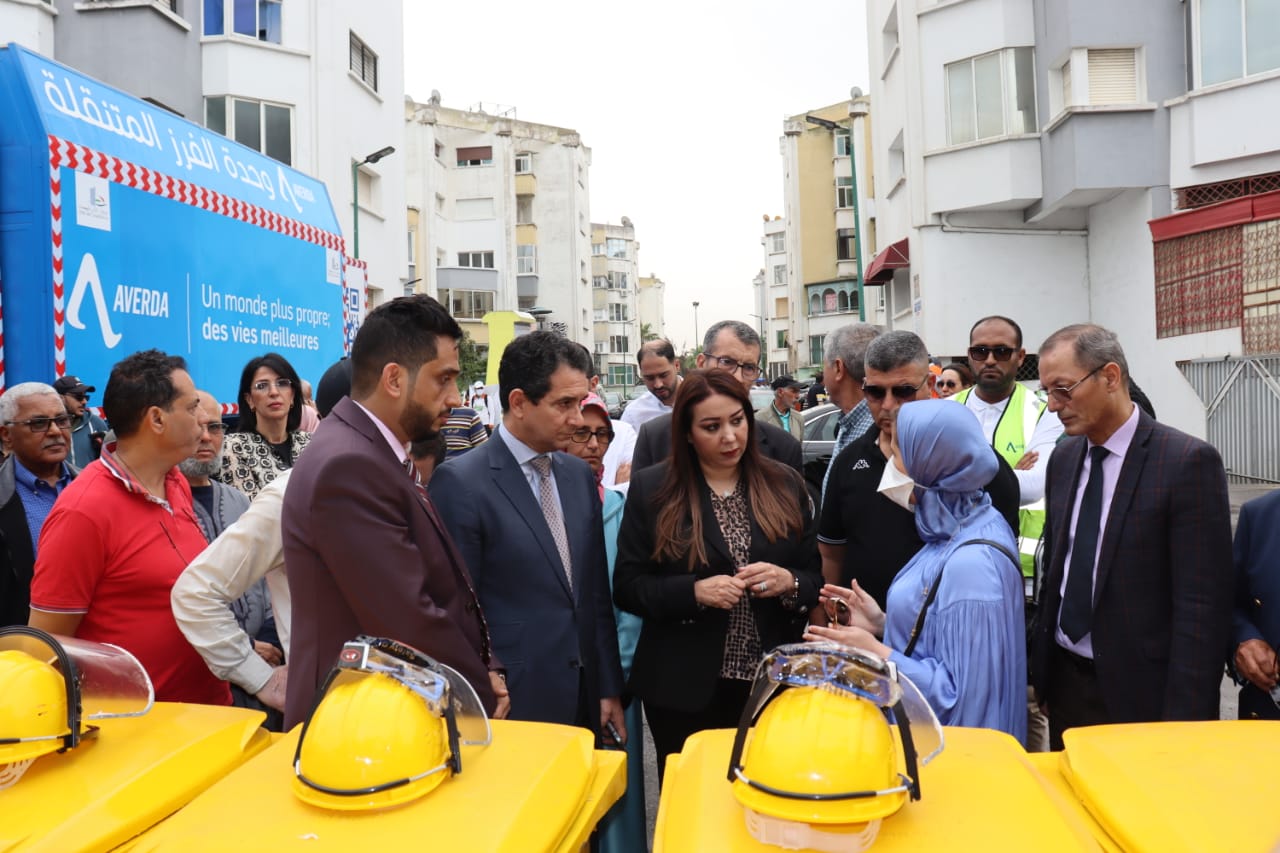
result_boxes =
[204,422,227,435]
[252,378,293,393]
[861,376,929,402]
[6,415,73,434]
[705,354,761,380]
[967,345,1018,362]
[570,427,614,445]
[1043,365,1104,403]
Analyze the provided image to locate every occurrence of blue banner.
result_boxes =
[12,45,338,234]
[61,167,345,406]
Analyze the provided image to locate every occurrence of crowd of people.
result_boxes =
[0,295,1271,851]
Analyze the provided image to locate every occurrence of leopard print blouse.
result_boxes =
[709,480,763,681]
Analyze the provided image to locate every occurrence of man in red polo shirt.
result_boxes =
[29,350,230,705]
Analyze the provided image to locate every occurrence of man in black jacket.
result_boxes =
[0,383,76,626]
[632,320,802,473]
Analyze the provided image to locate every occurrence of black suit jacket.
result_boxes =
[614,461,821,712]
[281,398,495,728]
[632,413,803,474]
[1032,409,1233,724]
[0,455,76,627]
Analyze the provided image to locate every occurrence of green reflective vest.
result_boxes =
[954,384,1046,579]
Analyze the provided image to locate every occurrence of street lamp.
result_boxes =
[806,96,865,321]
[352,145,396,259]
[692,301,700,349]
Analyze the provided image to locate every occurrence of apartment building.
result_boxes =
[403,98,592,351]
[637,273,666,345]
[758,216,789,378]
[864,0,1280,457]
[0,0,408,304]
[778,94,879,376]
[590,220,641,388]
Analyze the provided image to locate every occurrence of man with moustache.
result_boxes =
[0,383,76,626]
[621,339,682,428]
[818,331,1020,608]
[29,351,230,704]
[281,295,507,728]
[431,332,626,745]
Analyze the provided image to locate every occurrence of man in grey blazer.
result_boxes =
[754,375,805,441]
[431,332,626,746]
[1031,324,1232,749]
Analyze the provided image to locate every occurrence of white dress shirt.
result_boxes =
[170,471,292,694]
[495,424,564,508]
[601,418,636,494]
[620,390,671,429]
[964,388,1064,505]
[1055,403,1139,657]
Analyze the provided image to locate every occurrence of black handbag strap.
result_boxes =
[902,538,1021,657]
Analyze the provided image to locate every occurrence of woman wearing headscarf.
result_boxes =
[615,369,821,779]
[806,399,1026,743]
[563,392,644,852]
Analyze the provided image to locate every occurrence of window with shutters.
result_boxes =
[456,146,493,167]
[1088,49,1139,104]
[349,32,378,92]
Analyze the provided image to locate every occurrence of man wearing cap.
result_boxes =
[756,375,805,441]
[54,375,107,468]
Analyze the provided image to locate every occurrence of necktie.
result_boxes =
[530,455,573,590]
[1060,445,1109,643]
[404,456,495,664]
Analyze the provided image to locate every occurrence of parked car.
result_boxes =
[601,389,626,420]
[800,403,842,495]
[749,386,775,412]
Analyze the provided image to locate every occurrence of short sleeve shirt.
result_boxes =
[29,459,231,705]
[817,427,924,609]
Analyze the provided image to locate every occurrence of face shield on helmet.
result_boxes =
[0,626,154,789]
[292,636,492,812]
[726,643,944,850]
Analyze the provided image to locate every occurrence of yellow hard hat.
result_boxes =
[732,686,906,825]
[293,671,454,811]
[0,649,73,765]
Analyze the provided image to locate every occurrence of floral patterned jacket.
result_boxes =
[217,430,311,500]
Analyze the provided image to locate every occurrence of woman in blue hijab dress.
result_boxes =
[806,399,1026,743]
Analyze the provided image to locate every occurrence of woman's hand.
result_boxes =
[614,462,631,484]
[694,574,747,610]
[803,623,890,659]
[736,562,793,599]
[819,581,885,635]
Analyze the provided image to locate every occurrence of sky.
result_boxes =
[403,0,870,354]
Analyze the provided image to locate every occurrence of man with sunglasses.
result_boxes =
[818,331,1020,609]
[0,383,77,626]
[53,375,107,468]
[1032,324,1231,749]
[631,320,802,473]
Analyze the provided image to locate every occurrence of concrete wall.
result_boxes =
[1,0,57,56]
[53,0,203,119]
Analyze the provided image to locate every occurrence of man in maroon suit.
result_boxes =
[281,295,507,728]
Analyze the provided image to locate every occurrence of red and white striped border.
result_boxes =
[50,157,66,379]
[47,136,345,252]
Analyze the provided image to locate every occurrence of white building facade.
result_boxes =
[864,0,1280,447]
[591,220,641,388]
[0,0,408,305]
[403,99,593,350]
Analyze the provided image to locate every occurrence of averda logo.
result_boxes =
[75,172,112,232]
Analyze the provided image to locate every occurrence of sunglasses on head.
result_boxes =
[862,377,928,401]
[968,345,1017,362]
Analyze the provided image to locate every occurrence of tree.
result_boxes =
[640,322,658,343]
[458,331,488,389]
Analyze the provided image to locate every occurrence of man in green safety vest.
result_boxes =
[952,315,1064,751]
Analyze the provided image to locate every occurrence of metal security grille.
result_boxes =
[1180,356,1280,484]
[1175,172,1280,210]
[1153,227,1243,338]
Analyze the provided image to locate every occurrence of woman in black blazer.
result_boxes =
[614,370,820,779]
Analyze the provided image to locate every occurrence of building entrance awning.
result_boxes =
[864,237,909,283]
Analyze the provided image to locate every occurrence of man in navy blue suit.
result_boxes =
[1232,489,1280,720]
[431,332,626,745]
